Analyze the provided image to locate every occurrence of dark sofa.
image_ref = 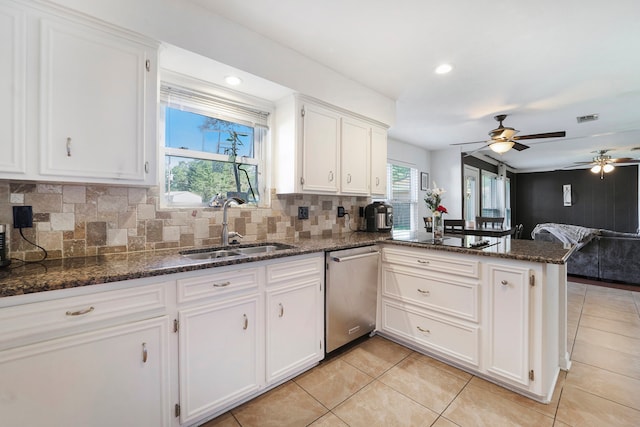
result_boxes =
[533,228,640,285]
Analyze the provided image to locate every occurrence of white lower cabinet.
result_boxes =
[265,256,324,383]
[178,293,262,425]
[0,314,171,427]
[379,245,562,403]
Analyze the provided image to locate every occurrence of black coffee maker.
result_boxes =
[0,224,10,268]
[364,202,393,232]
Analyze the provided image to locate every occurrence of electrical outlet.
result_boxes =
[298,206,309,220]
[337,206,345,217]
[13,205,33,228]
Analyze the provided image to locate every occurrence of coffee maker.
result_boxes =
[364,202,393,232]
[0,224,10,268]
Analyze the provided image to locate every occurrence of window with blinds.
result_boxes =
[159,82,270,207]
[381,162,419,238]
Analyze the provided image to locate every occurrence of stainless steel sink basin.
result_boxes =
[180,243,295,261]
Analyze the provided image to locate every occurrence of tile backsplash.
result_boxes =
[0,181,368,260]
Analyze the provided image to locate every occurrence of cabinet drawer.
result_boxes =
[177,267,261,304]
[382,265,479,322]
[382,247,479,278]
[381,299,479,367]
[266,255,323,285]
[0,282,169,348]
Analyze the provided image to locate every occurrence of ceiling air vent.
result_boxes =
[576,114,599,123]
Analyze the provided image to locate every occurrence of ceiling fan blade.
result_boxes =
[451,140,488,146]
[511,142,530,151]
[513,131,566,140]
[611,157,640,163]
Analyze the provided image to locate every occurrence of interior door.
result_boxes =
[463,165,479,225]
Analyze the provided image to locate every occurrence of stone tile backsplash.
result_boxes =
[0,181,368,260]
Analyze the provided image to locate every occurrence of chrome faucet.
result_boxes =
[221,197,245,246]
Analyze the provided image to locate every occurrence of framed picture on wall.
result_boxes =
[420,172,429,191]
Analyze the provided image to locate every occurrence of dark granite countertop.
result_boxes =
[0,231,573,298]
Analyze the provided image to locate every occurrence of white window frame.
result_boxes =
[381,161,419,238]
[159,71,272,208]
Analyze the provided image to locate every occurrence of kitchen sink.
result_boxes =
[180,243,296,261]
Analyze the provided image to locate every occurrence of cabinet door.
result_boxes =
[340,117,370,195]
[301,103,340,193]
[178,293,262,425]
[39,16,154,183]
[486,264,531,385]
[0,317,170,427]
[370,126,387,196]
[0,4,26,177]
[266,278,322,383]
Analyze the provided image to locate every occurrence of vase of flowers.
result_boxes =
[424,183,448,244]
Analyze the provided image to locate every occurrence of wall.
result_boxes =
[0,181,366,261]
[430,147,463,219]
[515,165,639,237]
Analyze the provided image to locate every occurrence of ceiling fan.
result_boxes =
[572,149,640,179]
[454,114,566,154]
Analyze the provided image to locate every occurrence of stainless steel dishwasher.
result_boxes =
[325,245,380,353]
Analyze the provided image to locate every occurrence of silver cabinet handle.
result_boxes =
[65,306,94,316]
[347,173,352,183]
[417,326,431,334]
[376,177,380,186]
[501,280,509,286]
[66,137,72,157]
[142,342,148,363]
[242,314,248,330]
[278,303,284,318]
[417,289,430,295]
[144,161,149,173]
[328,171,334,182]
[213,281,231,288]
[417,259,429,264]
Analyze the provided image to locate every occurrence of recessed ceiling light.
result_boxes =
[224,75,242,86]
[435,64,453,75]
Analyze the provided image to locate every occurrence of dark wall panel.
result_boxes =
[515,165,638,237]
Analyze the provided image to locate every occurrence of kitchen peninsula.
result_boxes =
[0,233,572,426]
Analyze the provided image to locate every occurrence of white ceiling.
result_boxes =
[189,0,640,172]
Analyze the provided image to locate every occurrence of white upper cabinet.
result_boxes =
[301,103,341,193]
[370,125,387,196]
[274,94,388,195]
[0,0,158,185]
[340,116,370,195]
[0,4,26,176]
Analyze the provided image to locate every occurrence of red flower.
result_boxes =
[436,205,448,214]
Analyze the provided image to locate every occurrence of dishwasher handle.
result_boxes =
[331,251,380,263]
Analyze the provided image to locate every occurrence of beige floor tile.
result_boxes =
[308,412,349,427]
[583,298,638,314]
[199,412,240,427]
[565,361,640,410]
[231,381,327,427]
[432,416,461,427]
[417,353,474,382]
[340,335,412,378]
[378,353,468,413]
[333,380,439,427]
[581,304,640,323]
[571,340,640,379]
[575,326,640,357]
[466,371,565,419]
[443,382,554,426]
[556,386,640,426]
[553,420,571,427]
[579,313,640,339]
[294,358,373,409]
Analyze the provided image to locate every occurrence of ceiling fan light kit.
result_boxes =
[489,140,515,154]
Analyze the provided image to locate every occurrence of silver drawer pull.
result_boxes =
[417,259,429,264]
[417,289,430,295]
[213,281,231,288]
[65,306,94,316]
[417,326,431,334]
[243,314,248,330]
[278,303,284,318]
[142,342,148,363]
[501,280,509,286]
[66,137,72,157]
